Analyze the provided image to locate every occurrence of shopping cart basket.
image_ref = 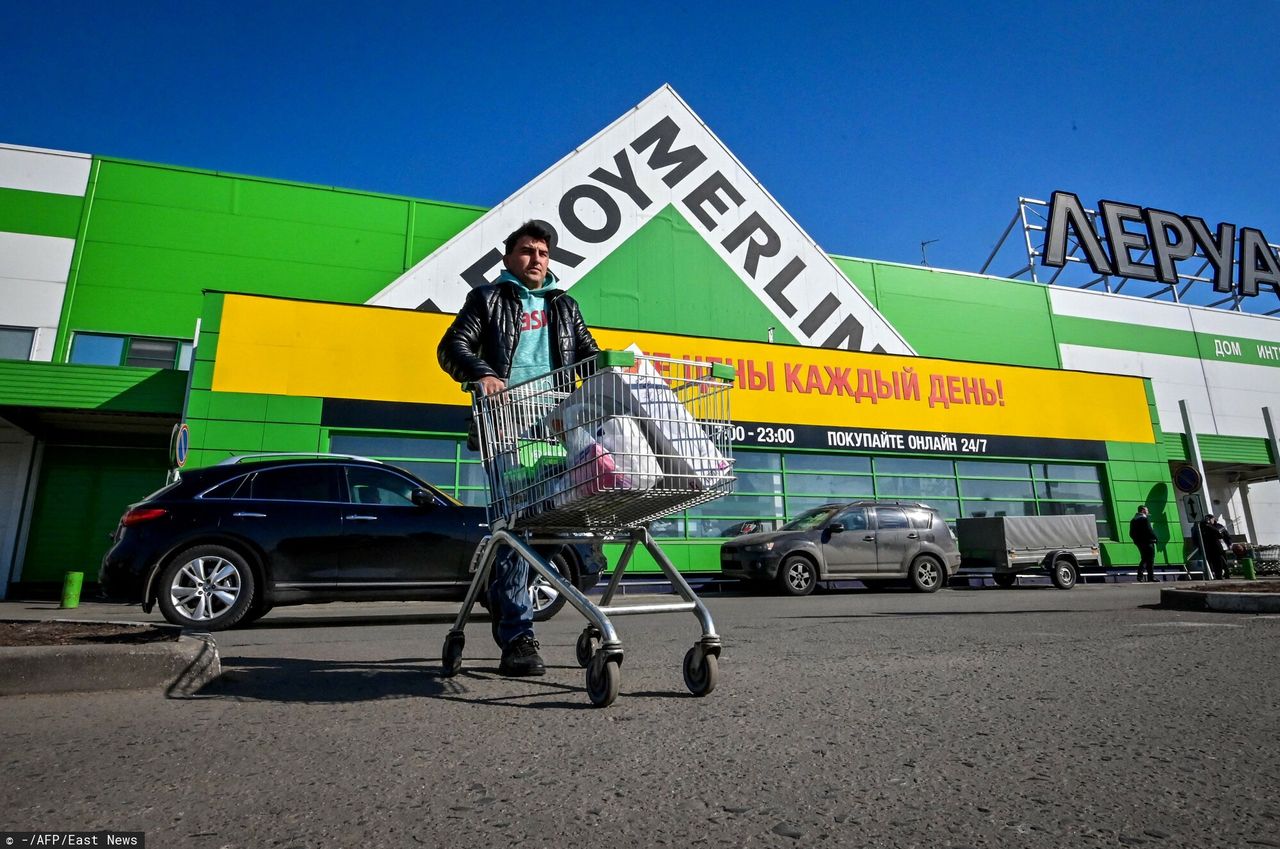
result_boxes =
[439,350,736,707]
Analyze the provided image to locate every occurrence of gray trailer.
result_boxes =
[956,514,1101,590]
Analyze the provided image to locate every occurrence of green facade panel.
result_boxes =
[262,423,323,452]
[21,446,167,583]
[1053,316,1200,358]
[1198,434,1274,465]
[0,187,83,239]
[206,391,270,422]
[265,394,323,423]
[201,419,265,451]
[828,257,878,301]
[861,263,1062,367]
[55,160,480,350]
[0,361,185,413]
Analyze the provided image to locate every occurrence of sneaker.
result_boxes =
[498,635,546,677]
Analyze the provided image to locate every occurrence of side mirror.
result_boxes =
[411,488,434,507]
[828,522,845,533]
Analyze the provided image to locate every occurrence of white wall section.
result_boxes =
[0,146,89,363]
[0,144,90,195]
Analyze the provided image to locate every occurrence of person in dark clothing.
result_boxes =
[437,221,599,677]
[1200,515,1232,580]
[1129,505,1158,582]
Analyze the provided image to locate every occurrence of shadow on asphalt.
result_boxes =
[244,612,472,630]
[778,608,1078,619]
[198,655,640,709]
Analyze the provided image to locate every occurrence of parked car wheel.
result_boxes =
[239,602,274,626]
[530,549,580,622]
[992,572,1017,589]
[777,554,818,596]
[156,544,256,631]
[908,554,945,593]
[1051,557,1078,590]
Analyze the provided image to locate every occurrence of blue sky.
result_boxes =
[3,1,1277,282]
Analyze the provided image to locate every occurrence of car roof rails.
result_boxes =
[215,452,382,466]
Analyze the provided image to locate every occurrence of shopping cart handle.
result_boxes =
[594,350,736,383]
[596,350,636,369]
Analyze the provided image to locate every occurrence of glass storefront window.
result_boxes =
[330,434,458,460]
[876,475,957,498]
[961,478,1035,500]
[324,432,1115,542]
[963,500,1037,518]
[784,453,871,474]
[650,517,685,538]
[1035,480,1104,500]
[786,473,873,496]
[873,456,953,476]
[735,471,784,494]
[391,460,457,489]
[737,451,782,471]
[785,495,849,516]
[1035,464,1101,481]
[689,494,784,517]
[921,500,960,524]
[956,460,1031,478]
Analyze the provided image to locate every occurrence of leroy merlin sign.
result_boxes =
[369,85,912,355]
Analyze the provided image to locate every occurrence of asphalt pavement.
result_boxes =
[3,583,1278,848]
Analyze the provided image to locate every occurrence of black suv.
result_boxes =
[99,455,604,630]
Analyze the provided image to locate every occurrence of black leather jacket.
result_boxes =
[437,280,600,384]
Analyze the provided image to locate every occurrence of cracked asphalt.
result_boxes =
[3,582,1278,848]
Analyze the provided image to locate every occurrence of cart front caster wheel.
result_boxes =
[575,628,600,668]
[441,630,465,677]
[682,645,719,697]
[586,654,620,708]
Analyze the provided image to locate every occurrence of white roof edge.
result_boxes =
[0,142,91,159]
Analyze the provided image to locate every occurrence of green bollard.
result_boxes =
[60,571,84,609]
[1238,557,1257,581]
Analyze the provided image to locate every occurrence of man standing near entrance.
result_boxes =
[1129,505,1158,582]
[437,221,599,676]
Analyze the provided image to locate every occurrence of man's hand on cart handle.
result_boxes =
[475,376,506,396]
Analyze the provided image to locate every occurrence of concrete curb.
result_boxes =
[0,628,221,698]
[1159,586,1280,613]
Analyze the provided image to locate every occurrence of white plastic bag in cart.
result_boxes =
[596,349,732,489]
[594,416,661,489]
[554,418,661,506]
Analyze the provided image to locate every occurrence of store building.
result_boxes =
[1,86,1277,596]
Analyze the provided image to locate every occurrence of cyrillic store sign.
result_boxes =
[1042,190,1280,297]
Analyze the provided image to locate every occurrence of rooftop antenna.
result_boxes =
[920,239,939,266]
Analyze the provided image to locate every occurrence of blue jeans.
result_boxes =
[488,546,534,649]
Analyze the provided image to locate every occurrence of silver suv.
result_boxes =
[719,501,961,596]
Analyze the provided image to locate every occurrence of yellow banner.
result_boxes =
[213,294,1154,444]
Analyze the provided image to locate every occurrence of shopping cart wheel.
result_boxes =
[441,630,465,677]
[682,645,718,697]
[586,653,620,708]
[575,627,601,668]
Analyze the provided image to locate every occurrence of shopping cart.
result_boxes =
[439,350,736,707]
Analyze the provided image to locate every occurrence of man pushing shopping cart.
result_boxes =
[435,221,737,706]
[437,220,600,678]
